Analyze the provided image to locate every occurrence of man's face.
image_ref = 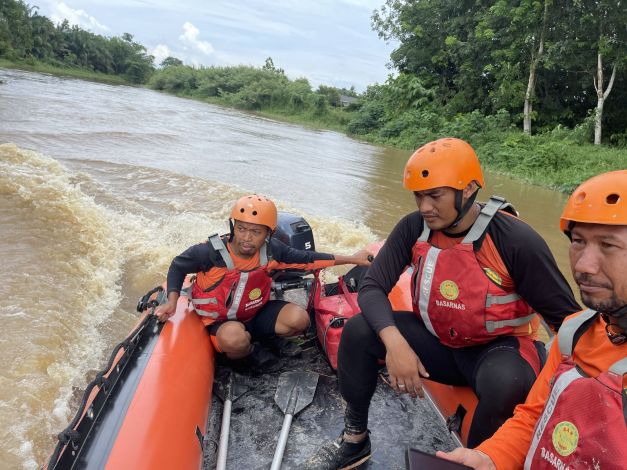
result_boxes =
[569,223,627,312]
[413,187,458,230]
[232,220,269,258]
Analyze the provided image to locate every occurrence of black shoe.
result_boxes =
[301,432,371,469]
[263,336,303,357]
[248,344,282,373]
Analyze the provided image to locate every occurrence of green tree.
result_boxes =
[160,56,183,68]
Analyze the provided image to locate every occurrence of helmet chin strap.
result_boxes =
[447,189,479,230]
[602,304,627,345]
[228,219,234,242]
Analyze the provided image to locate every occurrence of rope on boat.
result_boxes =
[47,286,166,469]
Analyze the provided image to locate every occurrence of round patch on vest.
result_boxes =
[439,280,459,300]
[552,421,579,457]
[483,268,503,285]
[249,288,262,300]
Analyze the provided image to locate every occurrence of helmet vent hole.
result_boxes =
[239,208,245,213]
[422,170,429,178]
[574,192,586,204]
[606,194,619,205]
[252,210,258,216]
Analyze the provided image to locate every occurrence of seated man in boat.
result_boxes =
[303,137,581,469]
[439,170,627,469]
[154,194,372,370]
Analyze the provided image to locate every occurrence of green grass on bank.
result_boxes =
[0,59,131,85]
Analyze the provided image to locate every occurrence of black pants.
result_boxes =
[337,312,541,447]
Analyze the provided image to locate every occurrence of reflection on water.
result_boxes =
[0,69,575,468]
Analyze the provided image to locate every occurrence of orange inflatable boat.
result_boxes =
[47,215,484,469]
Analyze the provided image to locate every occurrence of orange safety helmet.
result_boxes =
[560,170,627,233]
[230,194,278,231]
[403,137,485,191]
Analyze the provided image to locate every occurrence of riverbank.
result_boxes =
[3,63,625,194]
[0,59,130,85]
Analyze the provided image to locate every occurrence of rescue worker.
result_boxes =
[155,194,372,369]
[303,137,580,469]
[439,169,627,470]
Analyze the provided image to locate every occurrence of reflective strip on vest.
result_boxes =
[609,357,627,376]
[558,309,597,356]
[226,271,249,320]
[485,313,536,333]
[418,246,441,337]
[259,243,268,265]
[524,367,582,470]
[485,292,521,307]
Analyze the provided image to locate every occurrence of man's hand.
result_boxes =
[351,249,374,267]
[333,249,374,267]
[436,448,496,470]
[380,326,429,398]
[154,292,179,322]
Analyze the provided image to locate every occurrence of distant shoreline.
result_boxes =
[4,62,625,194]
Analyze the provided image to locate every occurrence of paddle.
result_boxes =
[213,370,249,470]
[270,371,319,470]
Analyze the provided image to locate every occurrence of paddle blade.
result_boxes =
[214,370,248,402]
[274,371,319,416]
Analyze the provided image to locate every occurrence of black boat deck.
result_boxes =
[202,336,457,469]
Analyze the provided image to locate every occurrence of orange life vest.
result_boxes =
[190,234,272,323]
[524,309,627,469]
[410,197,536,347]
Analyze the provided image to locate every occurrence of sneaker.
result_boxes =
[262,336,303,357]
[248,344,282,373]
[301,432,371,469]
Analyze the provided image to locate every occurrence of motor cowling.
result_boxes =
[274,211,315,252]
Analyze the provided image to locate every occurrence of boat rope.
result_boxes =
[47,286,165,469]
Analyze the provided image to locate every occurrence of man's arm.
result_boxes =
[269,238,371,270]
[155,243,215,321]
[358,212,420,333]
[491,214,581,330]
[439,337,562,469]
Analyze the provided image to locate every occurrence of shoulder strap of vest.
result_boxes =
[417,218,431,242]
[609,357,627,376]
[608,356,627,428]
[462,195,509,244]
[259,240,270,266]
[557,309,598,356]
[207,233,234,270]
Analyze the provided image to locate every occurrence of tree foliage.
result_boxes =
[0,0,155,83]
[372,0,626,141]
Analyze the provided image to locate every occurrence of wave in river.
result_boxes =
[0,143,375,468]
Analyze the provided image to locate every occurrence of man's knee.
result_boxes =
[475,352,536,410]
[276,304,310,336]
[342,314,376,347]
[216,323,251,354]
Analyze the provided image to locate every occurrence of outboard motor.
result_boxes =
[272,212,316,300]
[274,211,315,252]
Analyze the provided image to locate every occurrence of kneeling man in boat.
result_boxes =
[303,138,580,469]
[155,194,372,370]
[439,170,627,469]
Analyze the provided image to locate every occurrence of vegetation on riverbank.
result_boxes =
[0,58,130,84]
[2,0,625,193]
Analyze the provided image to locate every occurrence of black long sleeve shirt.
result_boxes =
[358,210,581,334]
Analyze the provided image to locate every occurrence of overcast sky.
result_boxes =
[35,0,396,91]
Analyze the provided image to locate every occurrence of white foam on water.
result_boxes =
[0,144,377,467]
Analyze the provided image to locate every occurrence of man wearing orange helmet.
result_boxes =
[303,138,580,469]
[438,169,627,469]
[155,194,372,369]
